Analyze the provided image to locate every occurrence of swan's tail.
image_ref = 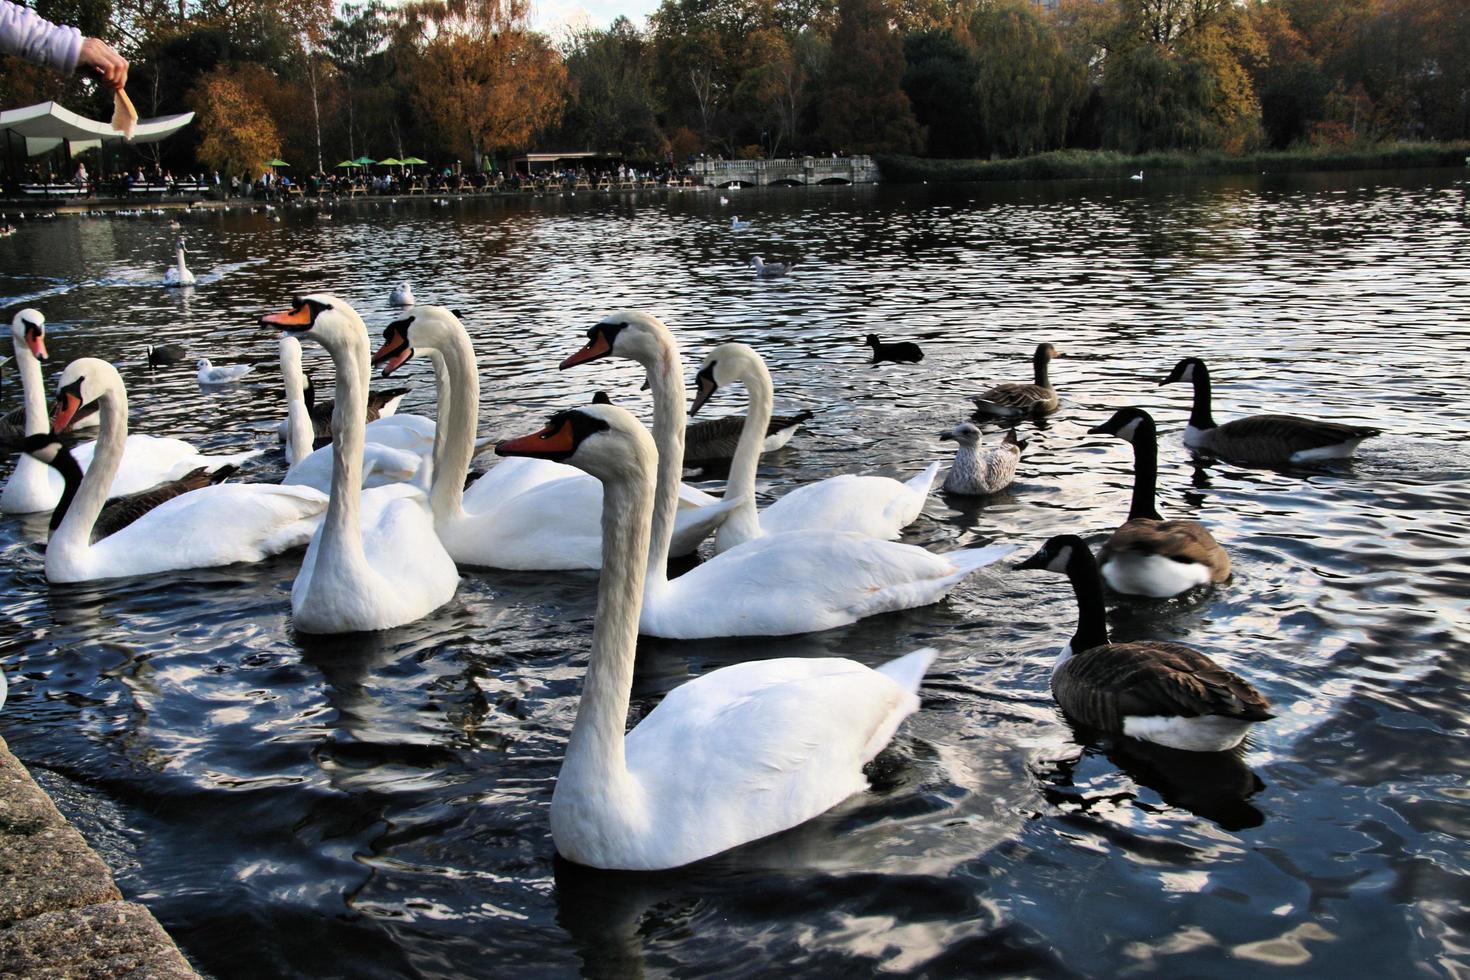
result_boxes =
[875,647,937,694]
[905,461,941,496]
[945,543,1016,576]
[204,448,262,470]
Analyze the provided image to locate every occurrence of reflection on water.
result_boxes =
[1,170,1468,977]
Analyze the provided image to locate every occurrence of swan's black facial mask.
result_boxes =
[689,362,719,416]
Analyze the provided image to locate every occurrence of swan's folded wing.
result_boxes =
[649,531,1010,637]
[463,455,580,509]
[91,484,327,572]
[759,474,920,541]
[453,473,605,570]
[668,493,745,556]
[624,656,921,867]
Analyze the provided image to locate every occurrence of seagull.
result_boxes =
[196,357,253,385]
[750,256,794,278]
[731,215,752,231]
[720,196,729,205]
[390,283,415,306]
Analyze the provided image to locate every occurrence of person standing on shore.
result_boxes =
[0,0,128,89]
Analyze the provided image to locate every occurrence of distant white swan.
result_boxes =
[196,357,252,384]
[495,403,939,870]
[1130,170,1144,181]
[690,342,939,554]
[163,236,195,286]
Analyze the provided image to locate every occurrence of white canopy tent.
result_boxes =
[1,101,193,157]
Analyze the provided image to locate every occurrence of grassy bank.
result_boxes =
[876,144,1470,184]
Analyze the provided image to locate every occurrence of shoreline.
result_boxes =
[0,734,199,977]
[876,143,1470,184]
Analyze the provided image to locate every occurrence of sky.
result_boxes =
[528,0,657,38]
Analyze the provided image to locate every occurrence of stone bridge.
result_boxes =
[691,155,879,188]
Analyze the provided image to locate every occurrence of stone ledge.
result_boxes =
[0,735,198,979]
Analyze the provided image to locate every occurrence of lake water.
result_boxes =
[1,170,1468,978]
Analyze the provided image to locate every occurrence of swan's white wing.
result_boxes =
[668,493,745,556]
[463,456,581,509]
[285,442,422,493]
[450,474,604,570]
[647,530,1011,638]
[67,484,327,581]
[756,469,933,542]
[607,653,929,869]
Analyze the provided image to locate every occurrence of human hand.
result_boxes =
[78,37,128,90]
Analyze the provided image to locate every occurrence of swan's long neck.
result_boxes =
[1066,547,1111,654]
[1188,366,1216,431]
[53,383,127,555]
[281,347,315,467]
[717,360,774,549]
[559,449,656,800]
[317,332,370,568]
[643,335,686,586]
[176,245,188,277]
[425,331,478,525]
[1127,425,1163,522]
[428,351,452,472]
[14,334,47,436]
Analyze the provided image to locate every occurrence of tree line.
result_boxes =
[2,0,1465,177]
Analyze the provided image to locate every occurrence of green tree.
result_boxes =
[559,18,665,157]
[970,1,1084,157]
[902,27,985,157]
[820,0,922,153]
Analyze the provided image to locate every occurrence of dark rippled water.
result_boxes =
[2,170,1468,978]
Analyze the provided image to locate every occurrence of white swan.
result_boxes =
[689,342,939,554]
[163,236,195,286]
[196,357,251,384]
[369,307,739,570]
[1130,170,1144,181]
[2,312,250,514]
[263,294,458,633]
[38,358,326,583]
[496,403,939,870]
[277,336,428,492]
[551,325,1011,638]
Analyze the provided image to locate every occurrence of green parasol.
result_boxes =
[264,158,289,167]
[335,160,361,168]
[352,155,377,165]
[377,157,403,166]
[400,156,428,165]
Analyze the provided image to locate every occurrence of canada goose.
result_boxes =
[1015,534,1272,752]
[866,334,924,364]
[1161,357,1381,465]
[22,432,237,542]
[146,343,187,368]
[972,343,1059,417]
[939,424,1024,495]
[285,370,410,444]
[750,256,794,278]
[588,390,813,464]
[196,358,252,384]
[1089,407,1229,597]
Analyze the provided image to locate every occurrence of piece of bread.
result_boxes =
[111,88,137,139]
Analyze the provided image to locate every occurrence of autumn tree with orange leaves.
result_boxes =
[191,65,283,176]
[409,0,567,169]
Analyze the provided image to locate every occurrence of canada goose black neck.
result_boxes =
[1065,544,1111,653]
[1033,345,1052,387]
[1127,416,1164,523]
[1187,361,1217,431]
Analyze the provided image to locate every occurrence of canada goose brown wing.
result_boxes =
[1208,414,1381,463]
[684,414,746,462]
[973,382,1057,415]
[90,465,239,542]
[1054,642,1273,732]
[1103,518,1230,581]
[0,405,23,450]
[366,386,411,413]
[308,398,335,440]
